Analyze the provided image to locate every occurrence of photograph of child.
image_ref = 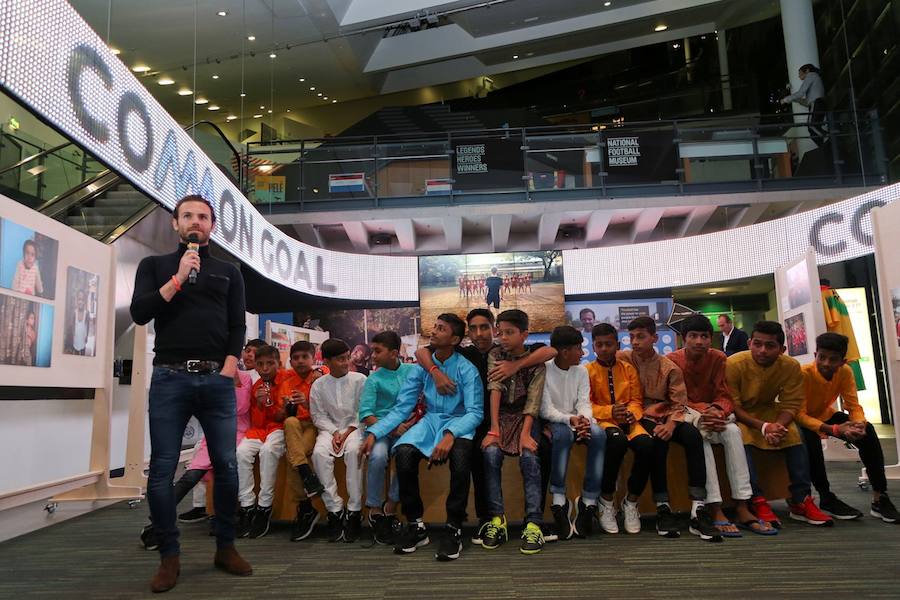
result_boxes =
[0,292,53,367]
[64,267,99,357]
[0,218,58,300]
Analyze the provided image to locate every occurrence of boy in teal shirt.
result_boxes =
[360,331,416,544]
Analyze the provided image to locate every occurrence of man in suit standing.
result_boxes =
[717,314,748,356]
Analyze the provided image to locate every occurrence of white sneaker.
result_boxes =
[622,500,641,534]
[598,500,619,534]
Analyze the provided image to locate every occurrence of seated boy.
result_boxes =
[359,331,416,544]
[361,313,483,561]
[727,321,832,528]
[281,340,328,542]
[667,315,775,537]
[798,332,899,523]
[479,309,547,554]
[540,325,606,541]
[236,344,289,539]
[619,316,719,542]
[585,323,653,535]
[310,338,368,542]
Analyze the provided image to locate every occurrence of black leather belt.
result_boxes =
[157,360,222,374]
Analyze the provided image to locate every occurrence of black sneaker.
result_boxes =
[327,510,345,542]
[370,513,398,545]
[520,522,545,555]
[541,523,559,543]
[344,510,362,543]
[470,519,489,545]
[140,523,159,551]
[394,522,430,554]
[551,499,574,541]
[573,496,599,538]
[871,494,900,523]
[689,506,724,543]
[177,506,209,523]
[236,506,254,538]
[656,504,681,538]
[302,470,325,497]
[820,493,863,520]
[291,505,320,542]
[208,516,216,537]
[480,516,508,550]
[435,524,462,561]
[249,505,273,539]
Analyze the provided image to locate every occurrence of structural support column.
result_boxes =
[780,0,820,155]
[716,29,733,110]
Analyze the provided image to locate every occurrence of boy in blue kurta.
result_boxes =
[361,313,483,562]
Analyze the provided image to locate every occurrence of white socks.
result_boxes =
[552,493,566,506]
[691,500,704,518]
[600,497,615,508]
[582,496,598,507]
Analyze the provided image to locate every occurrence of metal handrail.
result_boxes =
[100,200,158,244]
[38,170,119,217]
[0,140,76,176]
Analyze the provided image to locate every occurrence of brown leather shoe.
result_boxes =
[150,555,180,593]
[214,545,253,576]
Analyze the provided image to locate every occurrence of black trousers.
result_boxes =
[641,418,708,502]
[808,98,828,148]
[173,468,208,505]
[395,439,473,528]
[801,412,887,494]
[601,427,653,497]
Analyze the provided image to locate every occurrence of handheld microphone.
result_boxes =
[187,233,200,285]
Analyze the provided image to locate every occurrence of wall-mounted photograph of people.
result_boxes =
[63,267,99,356]
[0,217,58,300]
[784,312,808,357]
[786,260,812,310]
[0,292,53,367]
[892,287,900,352]
[418,251,564,333]
[565,298,674,363]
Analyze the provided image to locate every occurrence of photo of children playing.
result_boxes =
[0,217,58,300]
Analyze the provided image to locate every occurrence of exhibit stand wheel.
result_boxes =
[44,502,58,514]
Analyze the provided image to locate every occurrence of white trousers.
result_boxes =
[192,478,207,508]
[684,408,753,504]
[312,430,363,513]
[236,430,285,508]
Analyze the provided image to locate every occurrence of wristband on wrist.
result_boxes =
[428,365,440,374]
[487,430,500,437]
[761,422,770,435]
[170,275,182,292]
[831,424,841,438]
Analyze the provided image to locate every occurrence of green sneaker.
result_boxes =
[520,521,545,555]
[480,516,508,550]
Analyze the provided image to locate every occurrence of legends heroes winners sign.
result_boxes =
[453,139,524,191]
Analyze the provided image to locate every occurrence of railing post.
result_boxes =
[373,135,379,209]
[869,109,887,184]
[751,122,762,192]
[521,127,530,201]
[673,120,684,194]
[448,131,454,205]
[299,139,305,211]
[828,111,843,185]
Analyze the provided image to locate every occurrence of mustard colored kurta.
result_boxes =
[585,359,648,439]
[618,349,688,424]
[725,351,804,449]
[798,363,866,438]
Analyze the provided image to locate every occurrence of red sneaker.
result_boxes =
[750,496,782,528]
[789,496,834,526]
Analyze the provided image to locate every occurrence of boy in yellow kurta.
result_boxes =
[798,333,899,523]
[727,321,833,528]
[585,323,653,535]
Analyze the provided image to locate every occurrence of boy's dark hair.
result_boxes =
[816,332,849,358]
[466,308,495,325]
[592,323,618,340]
[681,314,713,336]
[321,338,351,360]
[174,194,216,223]
[253,344,279,360]
[437,313,466,344]
[290,340,316,356]
[627,316,656,334]
[550,325,583,350]
[372,331,401,352]
[244,338,266,349]
[22,239,37,254]
[752,321,785,345]
[496,309,529,331]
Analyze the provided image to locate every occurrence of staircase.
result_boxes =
[64,182,152,240]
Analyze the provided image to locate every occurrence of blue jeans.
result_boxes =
[148,367,238,557]
[366,436,400,508]
[548,422,606,501]
[744,438,812,505]
[483,444,543,524]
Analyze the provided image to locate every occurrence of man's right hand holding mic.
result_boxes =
[176,239,201,287]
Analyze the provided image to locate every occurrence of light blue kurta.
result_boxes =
[367,351,483,457]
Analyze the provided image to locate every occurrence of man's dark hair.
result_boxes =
[627,316,656,335]
[751,321,785,345]
[799,63,821,74]
[681,314,713,336]
[816,332,848,358]
[550,325,583,350]
[321,338,351,359]
[718,313,733,324]
[497,309,529,332]
[437,313,466,344]
[174,194,216,223]
[466,308,495,325]
[372,331,401,352]
[592,323,618,340]
[244,338,266,349]
[579,308,595,320]
[290,340,316,356]
[253,344,279,360]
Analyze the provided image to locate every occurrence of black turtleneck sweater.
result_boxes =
[130,243,246,364]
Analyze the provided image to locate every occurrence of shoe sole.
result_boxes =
[249,520,271,539]
[470,538,483,545]
[481,537,507,550]
[291,513,321,542]
[435,544,462,561]
[871,510,899,523]
[520,547,543,555]
[788,513,833,526]
[395,537,430,554]
[177,515,209,523]
[824,511,862,520]
[688,526,724,542]
[657,528,680,538]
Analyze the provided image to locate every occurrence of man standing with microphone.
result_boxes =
[131,195,251,593]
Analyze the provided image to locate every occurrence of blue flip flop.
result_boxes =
[713,520,743,538]
[737,519,779,536]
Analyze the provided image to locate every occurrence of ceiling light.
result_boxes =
[253,114,262,118]
[317,92,322,97]
[177,88,193,96]
[208,104,220,111]
[195,98,208,105]
[269,52,277,59]
[258,165,274,172]
[523,16,539,22]
[604,1,611,5]
[217,10,227,16]
[212,74,219,79]
[332,99,337,103]
[247,35,256,41]
[299,78,305,82]
[672,43,680,49]
[654,24,668,31]
[309,86,315,91]
[512,54,519,59]
[158,77,175,86]
[709,291,717,295]
[226,115,238,120]
[323,96,328,100]
[109,47,121,55]
[267,109,272,114]
[286,109,291,112]
[259,105,265,109]
[240,92,246,97]
[132,64,151,73]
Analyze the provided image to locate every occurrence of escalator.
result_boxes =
[0,121,243,243]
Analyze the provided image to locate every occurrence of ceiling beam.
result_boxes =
[342,221,371,253]
[677,205,718,238]
[394,219,417,251]
[630,208,666,244]
[291,223,326,248]
[727,203,770,229]
[537,213,562,250]
[584,210,614,247]
[491,214,512,252]
[442,216,462,253]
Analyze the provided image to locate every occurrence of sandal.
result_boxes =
[713,520,742,538]
[737,519,779,536]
